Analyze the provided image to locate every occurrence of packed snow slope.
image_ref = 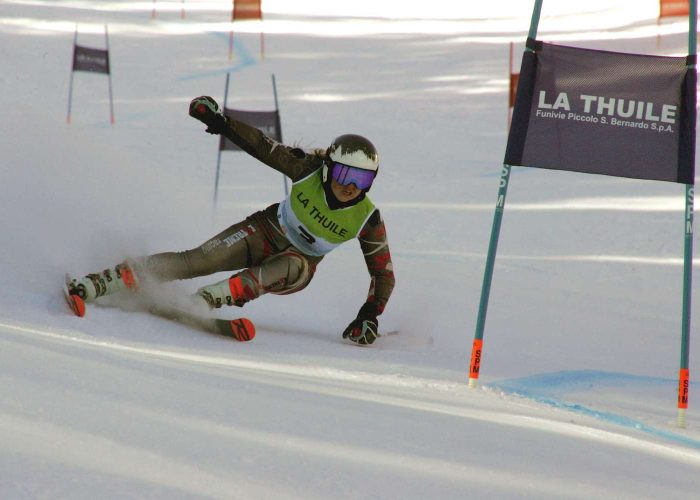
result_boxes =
[2,0,700,498]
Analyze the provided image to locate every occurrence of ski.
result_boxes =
[63,275,86,317]
[213,318,256,341]
[146,303,256,342]
[61,276,255,341]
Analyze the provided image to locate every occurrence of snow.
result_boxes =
[1,0,700,497]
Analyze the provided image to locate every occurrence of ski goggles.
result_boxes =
[329,162,376,190]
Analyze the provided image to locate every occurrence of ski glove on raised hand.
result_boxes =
[343,302,379,345]
[189,96,227,135]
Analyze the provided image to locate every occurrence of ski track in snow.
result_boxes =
[3,319,700,465]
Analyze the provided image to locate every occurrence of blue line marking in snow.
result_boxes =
[179,32,257,81]
[489,370,700,450]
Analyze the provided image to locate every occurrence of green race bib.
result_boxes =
[277,170,375,256]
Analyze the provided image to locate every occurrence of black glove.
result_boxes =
[342,318,379,345]
[189,96,227,135]
[342,302,379,345]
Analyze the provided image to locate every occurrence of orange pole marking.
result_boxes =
[678,368,690,409]
[469,339,484,381]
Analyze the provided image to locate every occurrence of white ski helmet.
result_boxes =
[323,134,379,190]
[328,134,379,171]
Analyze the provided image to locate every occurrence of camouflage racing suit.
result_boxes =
[71,116,395,326]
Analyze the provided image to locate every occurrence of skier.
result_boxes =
[66,96,395,345]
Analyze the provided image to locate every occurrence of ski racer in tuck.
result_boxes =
[66,96,395,345]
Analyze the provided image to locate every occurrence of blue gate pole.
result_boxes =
[105,25,115,125]
[271,74,289,196]
[67,26,78,124]
[214,73,231,211]
[678,0,697,428]
[469,0,544,388]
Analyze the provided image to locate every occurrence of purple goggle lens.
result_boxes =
[330,162,376,190]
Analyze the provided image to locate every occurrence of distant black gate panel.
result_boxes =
[66,25,115,124]
[219,109,281,152]
[73,45,110,74]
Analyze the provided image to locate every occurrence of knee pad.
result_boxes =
[264,252,312,295]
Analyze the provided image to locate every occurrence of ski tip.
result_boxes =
[219,318,256,341]
[66,293,86,317]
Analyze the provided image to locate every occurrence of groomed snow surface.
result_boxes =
[2,1,700,498]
